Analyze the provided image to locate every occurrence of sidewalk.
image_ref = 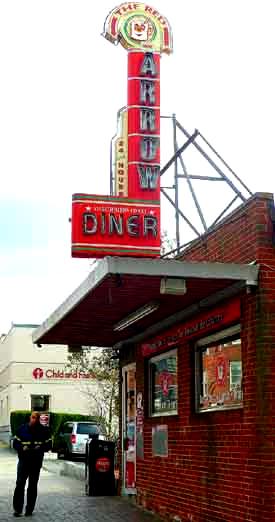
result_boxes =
[0,448,163,522]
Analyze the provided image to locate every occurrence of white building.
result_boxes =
[0,324,96,443]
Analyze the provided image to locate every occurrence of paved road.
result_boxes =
[0,448,160,521]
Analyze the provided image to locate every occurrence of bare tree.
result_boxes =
[66,347,119,439]
[161,230,177,256]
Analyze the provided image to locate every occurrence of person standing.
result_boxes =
[13,411,52,517]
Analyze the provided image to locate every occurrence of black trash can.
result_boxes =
[85,436,116,496]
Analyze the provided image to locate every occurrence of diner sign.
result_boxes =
[71,3,172,259]
[72,194,160,257]
[141,298,241,356]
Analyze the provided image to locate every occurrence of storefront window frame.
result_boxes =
[195,324,243,414]
[148,348,178,418]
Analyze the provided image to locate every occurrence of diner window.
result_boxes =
[195,325,243,412]
[31,395,50,412]
[149,349,178,416]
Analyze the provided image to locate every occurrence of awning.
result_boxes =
[33,257,259,348]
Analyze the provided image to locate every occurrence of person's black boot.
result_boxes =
[24,511,33,517]
[13,512,22,518]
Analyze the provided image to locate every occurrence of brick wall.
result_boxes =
[134,193,275,521]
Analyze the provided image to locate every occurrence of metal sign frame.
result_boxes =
[110,114,252,257]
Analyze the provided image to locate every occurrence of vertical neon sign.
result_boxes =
[127,50,161,201]
[71,4,172,258]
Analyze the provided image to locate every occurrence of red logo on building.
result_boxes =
[33,368,44,380]
[95,457,111,473]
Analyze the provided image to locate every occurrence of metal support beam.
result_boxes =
[176,140,208,232]
[110,112,252,252]
[175,121,247,202]
[209,195,239,229]
[198,131,253,196]
[160,130,199,177]
[161,187,201,237]
[173,114,180,252]
[161,239,194,258]
[177,174,224,181]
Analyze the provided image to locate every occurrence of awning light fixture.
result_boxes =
[160,277,187,295]
[114,302,159,332]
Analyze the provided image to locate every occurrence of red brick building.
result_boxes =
[118,192,275,522]
[34,192,275,522]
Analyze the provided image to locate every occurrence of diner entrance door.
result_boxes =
[122,363,136,494]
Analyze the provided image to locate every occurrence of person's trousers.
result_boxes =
[13,457,42,514]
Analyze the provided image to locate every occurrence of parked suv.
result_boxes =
[56,421,104,459]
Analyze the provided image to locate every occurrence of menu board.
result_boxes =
[152,425,168,457]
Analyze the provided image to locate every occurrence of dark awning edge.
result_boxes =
[33,257,259,346]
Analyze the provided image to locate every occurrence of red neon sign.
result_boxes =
[72,194,160,258]
[127,51,160,201]
[71,4,172,259]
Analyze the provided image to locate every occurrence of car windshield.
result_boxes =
[76,423,100,435]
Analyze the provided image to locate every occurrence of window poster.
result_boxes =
[198,336,243,411]
[150,351,177,415]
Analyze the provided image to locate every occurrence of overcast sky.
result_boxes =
[0,0,274,334]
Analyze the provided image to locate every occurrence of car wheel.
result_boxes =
[64,447,71,461]
[57,447,66,460]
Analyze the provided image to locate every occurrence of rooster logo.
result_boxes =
[129,17,153,42]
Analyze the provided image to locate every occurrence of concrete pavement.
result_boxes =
[42,454,86,481]
[0,448,162,522]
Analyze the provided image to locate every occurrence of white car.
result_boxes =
[57,421,104,459]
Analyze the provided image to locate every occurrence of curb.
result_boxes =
[43,459,85,482]
[61,461,86,481]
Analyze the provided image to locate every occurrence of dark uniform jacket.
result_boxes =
[13,423,52,463]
